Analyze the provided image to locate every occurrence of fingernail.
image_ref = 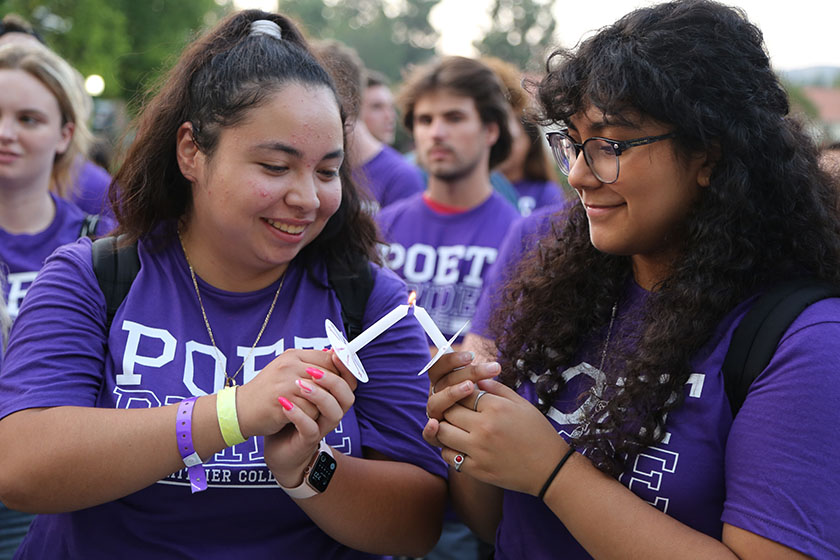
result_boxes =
[459,381,474,393]
[296,379,313,393]
[278,396,294,411]
[478,362,501,375]
[322,347,330,352]
[306,367,324,379]
[460,351,475,363]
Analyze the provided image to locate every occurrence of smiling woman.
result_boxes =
[0,9,446,559]
[423,1,840,559]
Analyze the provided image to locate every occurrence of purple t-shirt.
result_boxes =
[376,191,521,340]
[70,159,112,216]
[471,204,568,338]
[0,193,114,321]
[354,145,425,211]
[514,179,564,217]
[0,237,446,559]
[496,281,840,559]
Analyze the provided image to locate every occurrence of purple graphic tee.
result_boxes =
[0,237,446,559]
[0,193,114,320]
[354,145,425,210]
[377,191,521,340]
[513,179,564,217]
[495,282,840,559]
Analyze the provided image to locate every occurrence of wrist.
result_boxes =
[538,446,576,500]
[277,439,337,499]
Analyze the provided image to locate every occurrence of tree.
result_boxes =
[2,0,228,102]
[277,0,441,82]
[473,0,557,72]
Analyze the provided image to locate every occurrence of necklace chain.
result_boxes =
[597,300,619,374]
[178,231,284,387]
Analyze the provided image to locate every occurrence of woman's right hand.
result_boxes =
[235,348,345,439]
[263,355,356,487]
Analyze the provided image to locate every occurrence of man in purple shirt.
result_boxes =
[377,55,521,560]
[378,56,520,345]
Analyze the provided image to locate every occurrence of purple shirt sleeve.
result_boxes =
[722,301,840,558]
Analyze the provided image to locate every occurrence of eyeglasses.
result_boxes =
[546,130,676,184]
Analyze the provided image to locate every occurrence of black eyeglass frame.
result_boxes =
[546,130,676,184]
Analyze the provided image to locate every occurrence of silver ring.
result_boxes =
[453,453,465,472]
[472,390,488,411]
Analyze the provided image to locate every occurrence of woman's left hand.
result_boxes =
[432,378,569,497]
[263,358,355,487]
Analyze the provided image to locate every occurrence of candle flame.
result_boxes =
[407,291,417,306]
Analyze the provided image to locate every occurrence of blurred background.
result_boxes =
[3,0,838,162]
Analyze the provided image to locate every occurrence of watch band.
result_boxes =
[176,397,207,493]
[278,439,335,499]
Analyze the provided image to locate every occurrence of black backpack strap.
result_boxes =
[722,280,840,417]
[327,256,374,341]
[79,214,101,239]
[91,235,140,331]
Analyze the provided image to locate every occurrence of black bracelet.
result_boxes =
[538,447,576,501]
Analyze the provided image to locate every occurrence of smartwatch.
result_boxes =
[278,439,336,499]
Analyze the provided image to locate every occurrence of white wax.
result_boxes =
[413,305,450,349]
[346,304,409,352]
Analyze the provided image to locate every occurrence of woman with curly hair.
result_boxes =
[424,1,840,558]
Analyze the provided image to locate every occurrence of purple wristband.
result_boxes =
[176,397,207,493]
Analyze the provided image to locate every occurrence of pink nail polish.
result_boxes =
[296,379,313,393]
[278,396,294,411]
[306,367,324,379]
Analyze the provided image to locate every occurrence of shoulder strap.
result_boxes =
[327,256,374,341]
[722,280,840,417]
[91,235,140,330]
[79,214,101,239]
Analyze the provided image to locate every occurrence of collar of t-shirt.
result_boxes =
[422,193,471,215]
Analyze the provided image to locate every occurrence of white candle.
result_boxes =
[412,305,450,349]
[345,304,409,353]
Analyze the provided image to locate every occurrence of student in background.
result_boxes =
[483,56,565,217]
[0,13,112,216]
[315,40,425,212]
[378,55,520,560]
[361,69,397,147]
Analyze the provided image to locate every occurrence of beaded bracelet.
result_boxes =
[176,397,207,493]
[538,447,576,501]
[216,386,247,447]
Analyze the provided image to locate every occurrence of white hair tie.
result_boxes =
[250,19,282,40]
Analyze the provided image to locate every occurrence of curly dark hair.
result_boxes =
[110,9,379,269]
[491,0,840,476]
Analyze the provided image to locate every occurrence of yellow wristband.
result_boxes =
[216,386,247,447]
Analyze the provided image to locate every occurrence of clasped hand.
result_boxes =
[423,352,569,496]
[236,348,356,487]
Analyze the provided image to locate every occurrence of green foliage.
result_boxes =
[2,0,229,103]
[3,0,440,104]
[278,0,441,82]
[473,0,557,72]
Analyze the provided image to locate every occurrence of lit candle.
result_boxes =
[412,305,450,350]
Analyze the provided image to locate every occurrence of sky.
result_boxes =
[431,0,840,71]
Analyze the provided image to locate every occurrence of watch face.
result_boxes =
[307,452,337,493]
